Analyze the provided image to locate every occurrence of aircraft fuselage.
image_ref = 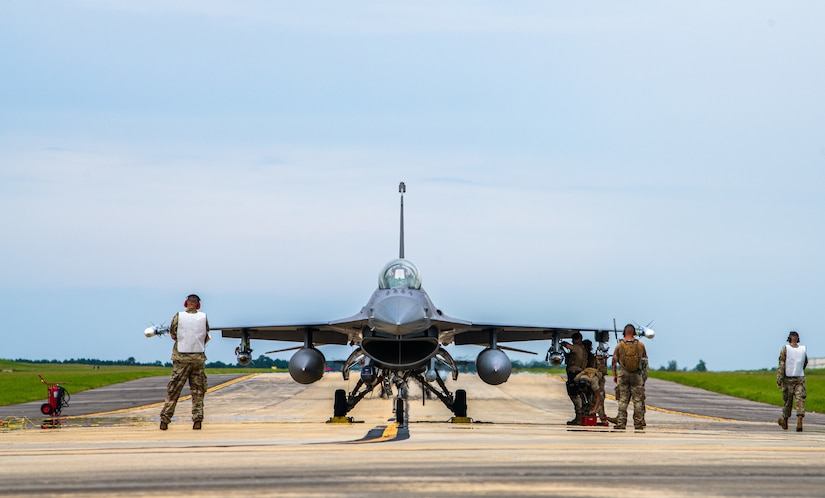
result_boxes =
[361,285,441,370]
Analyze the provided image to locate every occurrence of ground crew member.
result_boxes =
[777,330,808,432]
[160,294,210,430]
[584,339,611,425]
[612,323,647,430]
[608,355,621,425]
[574,367,604,423]
[562,332,588,425]
[594,349,612,425]
[583,339,596,369]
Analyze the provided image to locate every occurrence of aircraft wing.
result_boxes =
[213,313,367,346]
[432,314,612,346]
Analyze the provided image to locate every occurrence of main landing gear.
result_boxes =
[330,369,469,424]
[333,347,469,424]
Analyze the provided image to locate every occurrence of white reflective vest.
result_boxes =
[784,344,807,377]
[176,311,209,353]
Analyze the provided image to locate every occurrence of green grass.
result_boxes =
[649,369,825,413]
[0,360,278,406]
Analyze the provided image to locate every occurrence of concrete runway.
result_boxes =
[1,372,824,497]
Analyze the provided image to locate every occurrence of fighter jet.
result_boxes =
[210,183,648,423]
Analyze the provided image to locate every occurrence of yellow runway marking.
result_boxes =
[349,423,403,444]
[380,424,399,440]
[551,374,735,422]
[69,373,260,418]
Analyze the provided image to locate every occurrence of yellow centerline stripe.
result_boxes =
[348,423,401,444]
[381,423,399,440]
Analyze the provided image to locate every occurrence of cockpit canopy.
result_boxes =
[378,259,422,290]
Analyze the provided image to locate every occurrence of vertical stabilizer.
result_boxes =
[399,182,406,259]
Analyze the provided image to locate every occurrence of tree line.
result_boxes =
[10,356,712,372]
[657,359,707,372]
[11,356,290,370]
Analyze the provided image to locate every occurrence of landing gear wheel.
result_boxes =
[453,389,467,418]
[40,403,53,415]
[333,389,348,417]
[395,398,405,424]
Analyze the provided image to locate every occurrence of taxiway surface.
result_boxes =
[1,372,823,497]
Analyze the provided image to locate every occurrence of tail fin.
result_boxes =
[399,182,406,259]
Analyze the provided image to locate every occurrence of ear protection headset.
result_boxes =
[185,294,201,310]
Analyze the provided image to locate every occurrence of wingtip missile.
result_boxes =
[144,324,169,338]
[636,322,655,339]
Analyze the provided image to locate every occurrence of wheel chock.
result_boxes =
[327,416,354,424]
[450,416,473,424]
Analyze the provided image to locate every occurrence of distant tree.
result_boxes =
[665,360,678,371]
[252,355,275,369]
[693,359,707,372]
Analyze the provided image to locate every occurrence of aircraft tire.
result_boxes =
[395,398,404,425]
[333,389,348,417]
[454,389,467,418]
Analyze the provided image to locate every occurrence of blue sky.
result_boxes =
[1,1,823,372]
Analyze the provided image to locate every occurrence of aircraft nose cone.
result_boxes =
[371,295,429,335]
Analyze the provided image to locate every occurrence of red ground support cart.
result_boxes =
[38,374,70,416]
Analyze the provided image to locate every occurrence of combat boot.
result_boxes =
[778,417,788,430]
[567,415,582,426]
[796,415,803,432]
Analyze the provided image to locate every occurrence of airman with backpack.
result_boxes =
[612,323,648,430]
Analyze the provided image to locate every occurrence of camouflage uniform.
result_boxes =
[777,342,807,423]
[611,356,621,407]
[565,342,588,375]
[160,311,209,426]
[594,354,609,421]
[574,367,604,417]
[613,338,647,430]
[564,341,588,424]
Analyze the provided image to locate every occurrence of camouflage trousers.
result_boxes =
[568,383,604,418]
[616,370,645,428]
[614,376,646,409]
[566,369,584,418]
[160,361,207,424]
[568,386,584,416]
[781,376,806,419]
